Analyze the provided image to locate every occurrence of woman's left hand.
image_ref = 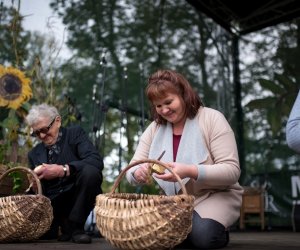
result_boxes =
[153,162,198,182]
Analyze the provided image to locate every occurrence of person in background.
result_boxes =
[26,103,103,244]
[126,69,243,249]
[286,89,300,153]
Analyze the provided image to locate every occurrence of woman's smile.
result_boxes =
[154,93,185,126]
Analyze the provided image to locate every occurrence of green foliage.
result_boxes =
[0,4,30,66]
[258,79,284,94]
[3,162,25,194]
[8,171,23,193]
[241,21,300,176]
[246,96,278,109]
[246,74,298,136]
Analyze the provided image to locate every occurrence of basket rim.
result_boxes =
[0,166,42,195]
[110,159,188,195]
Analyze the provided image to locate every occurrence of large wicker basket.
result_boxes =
[0,167,53,242]
[95,159,195,250]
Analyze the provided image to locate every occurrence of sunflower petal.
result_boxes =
[0,65,32,110]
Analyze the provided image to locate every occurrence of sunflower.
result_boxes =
[0,65,32,110]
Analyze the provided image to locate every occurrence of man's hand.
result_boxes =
[34,163,65,180]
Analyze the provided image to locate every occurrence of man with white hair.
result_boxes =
[26,103,103,244]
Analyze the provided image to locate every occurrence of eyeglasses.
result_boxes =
[31,117,56,137]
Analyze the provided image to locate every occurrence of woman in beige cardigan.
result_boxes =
[126,69,243,249]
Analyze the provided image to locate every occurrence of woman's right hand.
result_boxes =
[132,163,151,184]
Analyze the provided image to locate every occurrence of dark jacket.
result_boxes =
[28,125,103,199]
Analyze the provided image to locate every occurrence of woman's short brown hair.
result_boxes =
[146,69,203,124]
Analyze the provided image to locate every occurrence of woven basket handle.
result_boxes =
[0,166,43,195]
[110,159,188,195]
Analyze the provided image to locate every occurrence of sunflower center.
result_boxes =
[0,74,22,100]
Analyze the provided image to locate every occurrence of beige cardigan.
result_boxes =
[127,107,243,228]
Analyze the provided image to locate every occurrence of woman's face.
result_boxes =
[31,116,61,146]
[153,93,186,126]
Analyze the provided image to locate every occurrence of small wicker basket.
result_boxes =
[95,159,195,250]
[0,167,53,242]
